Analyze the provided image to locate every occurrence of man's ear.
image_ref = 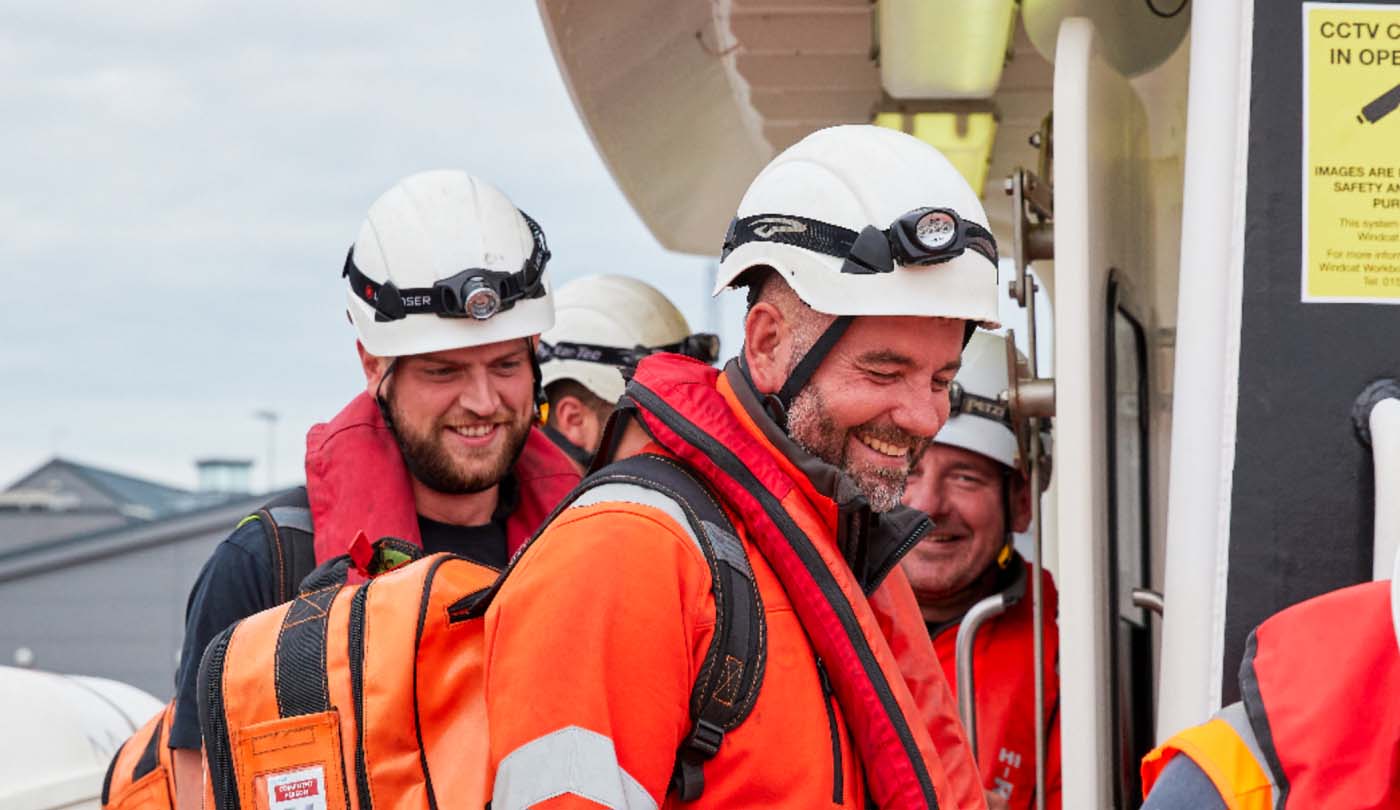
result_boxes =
[743,302,788,396]
[357,341,389,392]
[1008,471,1034,534]
[551,395,605,454]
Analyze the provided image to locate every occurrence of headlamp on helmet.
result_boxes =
[721,206,998,277]
[947,380,1012,427]
[345,210,551,323]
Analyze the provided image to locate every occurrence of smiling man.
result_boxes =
[164,171,580,809]
[484,125,996,810]
[901,331,1061,810]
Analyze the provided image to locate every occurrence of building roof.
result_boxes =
[0,487,298,581]
[3,457,233,520]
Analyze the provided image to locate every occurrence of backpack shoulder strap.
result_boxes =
[237,487,316,604]
[576,454,767,802]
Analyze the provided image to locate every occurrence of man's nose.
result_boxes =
[904,471,947,517]
[894,384,949,442]
[456,369,503,416]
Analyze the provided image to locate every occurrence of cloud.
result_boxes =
[0,1,715,489]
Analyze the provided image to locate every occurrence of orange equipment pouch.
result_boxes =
[199,549,499,810]
[102,701,177,810]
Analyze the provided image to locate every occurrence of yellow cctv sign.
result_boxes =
[1304,2,1400,303]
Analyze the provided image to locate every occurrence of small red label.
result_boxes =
[273,779,320,802]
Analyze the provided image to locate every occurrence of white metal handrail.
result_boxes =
[1370,396,1400,581]
[955,593,1011,760]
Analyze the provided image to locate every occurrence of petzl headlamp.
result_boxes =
[720,207,998,275]
[537,331,721,369]
[948,380,1012,427]
[344,210,551,322]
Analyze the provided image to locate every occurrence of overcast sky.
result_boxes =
[0,2,1052,495]
[1,2,732,491]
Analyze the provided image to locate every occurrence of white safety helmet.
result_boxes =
[539,275,718,404]
[344,170,554,358]
[937,331,1021,468]
[716,124,1000,326]
[937,331,1052,482]
[715,125,1001,420]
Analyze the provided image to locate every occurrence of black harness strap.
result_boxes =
[587,455,766,802]
[463,452,767,802]
[249,487,318,603]
[273,586,338,717]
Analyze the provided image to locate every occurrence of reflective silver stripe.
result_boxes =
[568,483,703,557]
[703,519,752,578]
[493,725,657,809]
[1216,701,1280,810]
[267,506,313,534]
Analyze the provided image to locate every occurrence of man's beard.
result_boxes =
[387,392,532,495]
[786,384,928,512]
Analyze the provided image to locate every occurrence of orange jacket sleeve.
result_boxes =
[484,502,714,809]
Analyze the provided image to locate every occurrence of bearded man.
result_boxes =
[482,125,998,810]
[165,171,580,808]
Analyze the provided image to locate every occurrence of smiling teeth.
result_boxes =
[861,435,908,457]
[452,425,494,438]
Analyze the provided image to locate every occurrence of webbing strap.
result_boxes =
[131,706,165,781]
[541,423,593,468]
[273,587,338,717]
[773,316,854,417]
[248,487,318,603]
[577,454,766,802]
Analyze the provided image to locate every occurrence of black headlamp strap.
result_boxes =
[538,341,644,369]
[722,215,860,261]
[343,208,550,323]
[722,211,998,271]
[539,333,721,370]
[773,315,854,418]
[345,249,440,322]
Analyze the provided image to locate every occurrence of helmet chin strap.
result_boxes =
[766,315,854,429]
[766,317,978,431]
[374,357,401,431]
[526,336,545,415]
[998,466,1015,568]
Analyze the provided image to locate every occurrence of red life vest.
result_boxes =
[625,355,985,810]
[1143,579,1400,808]
[931,558,1061,810]
[1242,579,1400,808]
[303,391,580,567]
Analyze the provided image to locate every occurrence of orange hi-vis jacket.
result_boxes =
[932,557,1061,810]
[485,357,985,810]
[1141,580,1400,809]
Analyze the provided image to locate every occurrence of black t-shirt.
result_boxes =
[170,483,516,750]
[417,514,507,569]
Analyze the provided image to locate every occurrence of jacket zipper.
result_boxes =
[864,515,932,596]
[200,627,237,810]
[816,658,844,804]
[348,583,373,810]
